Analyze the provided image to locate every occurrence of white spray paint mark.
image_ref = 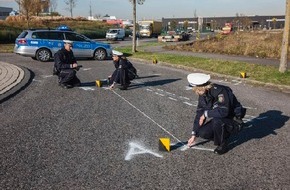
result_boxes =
[112,90,183,142]
[244,106,257,110]
[157,88,164,92]
[180,145,215,152]
[41,75,53,78]
[155,92,165,96]
[83,68,91,71]
[146,88,153,92]
[179,96,190,100]
[125,142,163,161]
[183,102,193,106]
[185,86,192,91]
[168,97,178,101]
[32,79,41,82]
[79,87,95,91]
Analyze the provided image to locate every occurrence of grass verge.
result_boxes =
[116,46,290,87]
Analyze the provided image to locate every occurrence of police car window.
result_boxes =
[48,32,64,40]
[33,32,49,39]
[65,32,87,42]
[18,31,28,38]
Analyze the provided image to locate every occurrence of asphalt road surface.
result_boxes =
[1,53,290,189]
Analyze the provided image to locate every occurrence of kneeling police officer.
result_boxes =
[187,73,246,154]
[54,40,81,89]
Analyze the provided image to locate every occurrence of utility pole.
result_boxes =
[279,0,290,73]
[132,0,137,53]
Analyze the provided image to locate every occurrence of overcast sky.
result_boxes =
[0,0,286,20]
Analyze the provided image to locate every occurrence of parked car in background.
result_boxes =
[106,28,125,41]
[14,28,112,62]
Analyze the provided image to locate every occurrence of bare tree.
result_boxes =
[279,0,290,73]
[129,0,145,53]
[65,0,77,17]
[14,0,21,12]
[50,0,58,13]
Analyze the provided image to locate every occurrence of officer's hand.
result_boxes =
[72,63,78,68]
[199,114,206,126]
[187,135,196,147]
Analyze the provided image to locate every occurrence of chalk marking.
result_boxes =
[82,68,91,71]
[168,97,178,101]
[32,79,41,82]
[125,142,163,161]
[185,86,192,91]
[183,101,193,106]
[179,96,190,100]
[180,145,215,152]
[155,92,165,96]
[146,88,153,92]
[41,75,53,78]
[79,87,95,91]
[112,90,183,143]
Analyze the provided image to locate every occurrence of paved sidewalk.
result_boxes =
[0,61,30,103]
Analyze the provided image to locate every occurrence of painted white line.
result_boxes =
[112,90,183,143]
[183,102,193,106]
[125,142,163,161]
[168,97,178,101]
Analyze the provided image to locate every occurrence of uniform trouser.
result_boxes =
[59,69,80,85]
[197,118,232,146]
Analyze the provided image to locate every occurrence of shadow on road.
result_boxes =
[80,82,96,87]
[228,110,289,150]
[129,78,181,89]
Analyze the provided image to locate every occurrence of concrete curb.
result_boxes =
[0,62,33,104]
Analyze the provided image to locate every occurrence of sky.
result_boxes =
[0,0,286,20]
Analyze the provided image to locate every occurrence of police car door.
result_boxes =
[64,32,91,58]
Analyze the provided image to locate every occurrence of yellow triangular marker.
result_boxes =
[159,138,170,152]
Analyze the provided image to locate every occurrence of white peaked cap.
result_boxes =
[187,73,211,86]
[112,50,123,56]
[63,40,73,44]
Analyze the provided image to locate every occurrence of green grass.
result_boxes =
[117,46,290,86]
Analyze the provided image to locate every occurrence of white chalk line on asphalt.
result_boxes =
[112,90,183,143]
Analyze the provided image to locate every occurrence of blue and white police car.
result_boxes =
[14,26,112,62]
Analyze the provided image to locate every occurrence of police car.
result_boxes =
[14,26,112,62]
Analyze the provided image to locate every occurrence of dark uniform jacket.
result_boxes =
[192,84,245,135]
[54,48,77,71]
[110,57,133,85]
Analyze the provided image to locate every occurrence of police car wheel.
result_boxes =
[94,48,106,60]
[36,48,51,62]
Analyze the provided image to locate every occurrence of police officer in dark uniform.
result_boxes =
[109,50,132,90]
[187,73,246,154]
[54,40,81,89]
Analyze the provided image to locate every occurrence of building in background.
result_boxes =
[0,7,13,20]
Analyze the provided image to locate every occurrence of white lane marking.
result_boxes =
[125,142,163,161]
[79,87,95,91]
[168,97,178,101]
[112,90,183,143]
[183,102,193,106]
